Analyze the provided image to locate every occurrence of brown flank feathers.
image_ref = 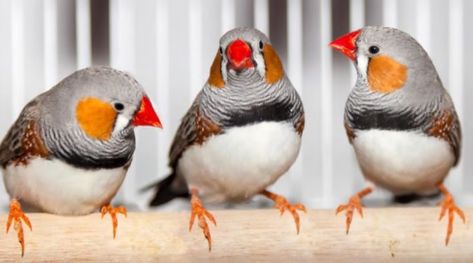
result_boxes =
[295,115,305,135]
[428,111,456,145]
[12,121,49,166]
[195,109,222,145]
[368,55,407,93]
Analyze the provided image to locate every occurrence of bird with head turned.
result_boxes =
[0,66,162,256]
[330,26,464,245]
[147,27,306,251]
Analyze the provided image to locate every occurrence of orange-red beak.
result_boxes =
[329,29,362,61]
[227,39,254,70]
[132,96,162,128]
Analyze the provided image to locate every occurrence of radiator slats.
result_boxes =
[382,0,398,27]
[10,0,25,118]
[75,0,91,69]
[416,0,431,54]
[44,0,58,89]
[154,0,172,207]
[320,0,333,208]
[221,0,236,34]
[254,0,269,36]
[446,0,465,195]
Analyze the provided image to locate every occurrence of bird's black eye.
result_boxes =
[219,47,223,55]
[259,40,264,51]
[114,102,125,111]
[368,45,379,54]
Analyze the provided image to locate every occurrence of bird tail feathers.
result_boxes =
[142,173,189,206]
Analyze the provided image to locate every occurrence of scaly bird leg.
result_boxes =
[437,183,466,246]
[261,190,307,234]
[189,188,216,251]
[100,204,127,239]
[336,186,373,234]
[6,199,32,257]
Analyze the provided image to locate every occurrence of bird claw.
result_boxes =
[6,199,31,257]
[189,192,216,252]
[262,190,306,234]
[275,197,306,234]
[438,192,466,246]
[100,204,127,239]
[336,187,373,235]
[336,195,364,235]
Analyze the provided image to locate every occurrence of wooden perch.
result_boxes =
[0,208,471,261]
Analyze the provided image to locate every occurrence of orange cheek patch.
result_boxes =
[367,55,408,93]
[76,97,117,140]
[263,44,284,84]
[208,51,225,88]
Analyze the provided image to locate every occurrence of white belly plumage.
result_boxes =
[352,129,455,195]
[177,121,301,203]
[2,158,126,215]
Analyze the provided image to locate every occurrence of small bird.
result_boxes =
[148,27,306,251]
[0,66,162,255]
[330,26,465,245]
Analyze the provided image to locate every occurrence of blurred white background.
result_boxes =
[0,0,472,212]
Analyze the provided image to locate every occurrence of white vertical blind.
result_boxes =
[188,0,203,101]
[416,0,431,53]
[383,0,398,28]
[447,0,464,198]
[320,0,333,208]
[287,0,303,95]
[0,0,13,207]
[350,0,365,31]
[154,0,172,208]
[43,0,58,89]
[253,0,269,36]
[221,0,236,34]
[75,0,91,69]
[10,0,25,118]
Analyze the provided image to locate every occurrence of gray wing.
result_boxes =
[168,97,200,169]
[0,99,42,167]
[169,91,224,169]
[449,111,461,166]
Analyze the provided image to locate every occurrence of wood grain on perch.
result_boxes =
[0,208,471,262]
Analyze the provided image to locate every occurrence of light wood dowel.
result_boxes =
[0,208,471,262]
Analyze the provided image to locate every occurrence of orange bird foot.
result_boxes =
[437,183,466,246]
[100,204,127,239]
[336,187,373,234]
[6,199,32,257]
[189,189,216,252]
[261,190,307,234]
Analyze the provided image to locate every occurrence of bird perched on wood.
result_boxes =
[0,66,162,256]
[330,26,465,245]
[148,27,306,251]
